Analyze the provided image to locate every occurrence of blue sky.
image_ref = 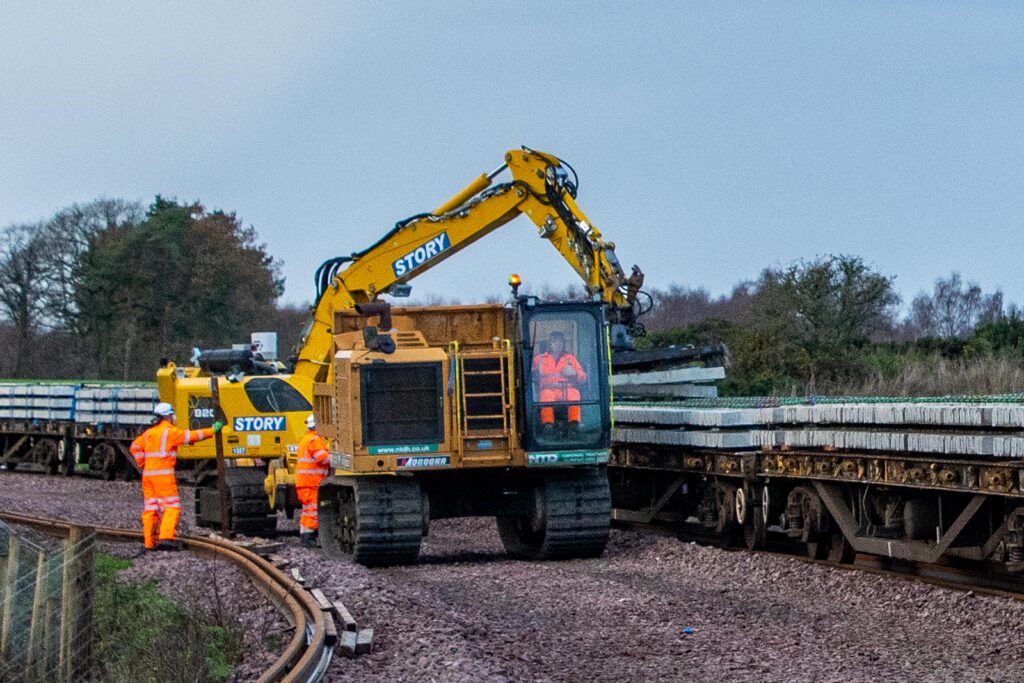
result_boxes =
[2,2,1022,308]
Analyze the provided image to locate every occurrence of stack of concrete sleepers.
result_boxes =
[612,366,725,399]
[0,382,158,427]
[0,383,75,421]
[73,385,159,427]
[613,399,1024,459]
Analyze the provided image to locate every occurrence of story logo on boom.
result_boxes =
[392,232,451,277]
[232,415,286,432]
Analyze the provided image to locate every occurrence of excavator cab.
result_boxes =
[518,301,610,453]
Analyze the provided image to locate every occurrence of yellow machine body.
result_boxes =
[160,147,639,533]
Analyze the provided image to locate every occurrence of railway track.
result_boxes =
[614,515,1024,603]
[0,510,333,682]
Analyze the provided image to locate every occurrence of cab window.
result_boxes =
[523,309,605,449]
[243,378,312,413]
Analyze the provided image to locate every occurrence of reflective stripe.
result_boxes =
[184,429,193,443]
[144,505,159,511]
[160,428,169,455]
[142,469,175,476]
[312,450,329,458]
[156,497,180,503]
[298,468,329,475]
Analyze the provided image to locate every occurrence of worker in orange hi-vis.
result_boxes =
[532,330,588,436]
[130,402,222,551]
[295,414,331,548]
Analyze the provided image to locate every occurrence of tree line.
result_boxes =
[0,197,306,380]
[640,255,1023,396]
[2,198,1020,396]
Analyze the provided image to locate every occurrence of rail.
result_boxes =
[0,510,332,682]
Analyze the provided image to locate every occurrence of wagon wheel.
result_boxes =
[29,439,60,474]
[826,532,854,564]
[89,442,121,481]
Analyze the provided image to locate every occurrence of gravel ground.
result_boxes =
[3,472,1024,682]
[0,473,283,681]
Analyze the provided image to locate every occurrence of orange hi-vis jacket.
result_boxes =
[295,430,330,532]
[533,352,587,397]
[295,431,330,489]
[130,420,213,547]
[130,421,213,477]
[533,352,588,424]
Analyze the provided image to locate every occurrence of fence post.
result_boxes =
[0,532,20,661]
[27,550,46,677]
[59,525,95,683]
[44,598,59,678]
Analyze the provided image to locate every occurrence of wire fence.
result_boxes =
[0,521,95,683]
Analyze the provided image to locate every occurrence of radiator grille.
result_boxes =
[360,363,443,445]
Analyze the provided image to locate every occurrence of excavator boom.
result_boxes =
[295,147,645,382]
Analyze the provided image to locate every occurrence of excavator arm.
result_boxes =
[294,147,646,381]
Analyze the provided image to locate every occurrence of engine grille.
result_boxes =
[360,363,443,445]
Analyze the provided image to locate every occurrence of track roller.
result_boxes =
[319,476,424,567]
[496,467,611,561]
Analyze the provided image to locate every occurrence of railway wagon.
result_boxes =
[609,396,1024,573]
[0,381,158,479]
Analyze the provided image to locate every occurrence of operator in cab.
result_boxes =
[130,402,223,551]
[295,414,331,548]
[532,330,588,436]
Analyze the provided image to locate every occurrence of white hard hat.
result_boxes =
[154,402,175,418]
[305,414,316,430]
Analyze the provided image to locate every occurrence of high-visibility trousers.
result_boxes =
[539,386,581,424]
[142,473,181,548]
[296,486,319,531]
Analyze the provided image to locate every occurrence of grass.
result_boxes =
[843,353,1024,397]
[92,554,244,683]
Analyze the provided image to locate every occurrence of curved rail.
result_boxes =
[0,510,331,682]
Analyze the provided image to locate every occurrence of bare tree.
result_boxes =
[644,282,756,331]
[908,272,1003,338]
[0,223,50,375]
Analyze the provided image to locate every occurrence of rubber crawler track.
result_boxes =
[0,510,331,682]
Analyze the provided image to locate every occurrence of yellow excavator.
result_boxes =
[158,147,648,550]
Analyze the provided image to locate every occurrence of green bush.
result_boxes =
[92,554,244,683]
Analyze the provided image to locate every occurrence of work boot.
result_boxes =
[300,532,319,549]
[568,421,580,436]
[541,423,555,438]
[156,540,182,551]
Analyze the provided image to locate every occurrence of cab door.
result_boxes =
[518,302,610,453]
